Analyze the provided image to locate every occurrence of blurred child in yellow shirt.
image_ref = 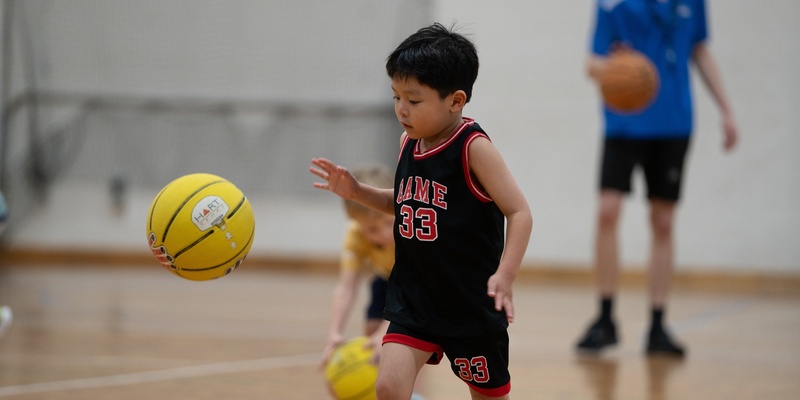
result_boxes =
[319,165,394,367]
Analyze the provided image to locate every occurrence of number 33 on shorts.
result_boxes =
[453,356,490,383]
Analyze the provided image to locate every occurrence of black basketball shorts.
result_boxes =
[383,322,511,397]
[600,137,691,201]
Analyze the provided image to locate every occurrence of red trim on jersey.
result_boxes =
[383,333,444,365]
[462,132,493,203]
[467,379,511,397]
[398,133,412,162]
[413,118,475,160]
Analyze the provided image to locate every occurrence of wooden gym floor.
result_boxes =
[0,263,798,399]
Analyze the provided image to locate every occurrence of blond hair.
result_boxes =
[344,165,393,219]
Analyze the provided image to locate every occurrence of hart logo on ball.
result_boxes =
[192,196,229,231]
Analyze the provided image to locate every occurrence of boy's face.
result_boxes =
[391,76,463,143]
[353,213,394,248]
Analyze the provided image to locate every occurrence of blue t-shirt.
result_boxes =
[591,0,708,138]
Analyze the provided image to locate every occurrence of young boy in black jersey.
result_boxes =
[310,23,532,400]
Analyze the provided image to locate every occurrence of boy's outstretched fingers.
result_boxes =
[309,158,354,196]
[309,158,334,187]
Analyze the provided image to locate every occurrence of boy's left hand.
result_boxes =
[487,273,515,323]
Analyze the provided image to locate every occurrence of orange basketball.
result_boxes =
[599,49,659,113]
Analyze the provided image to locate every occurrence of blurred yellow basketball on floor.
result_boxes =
[325,337,378,400]
[146,173,255,281]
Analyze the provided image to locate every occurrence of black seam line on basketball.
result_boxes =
[330,360,371,381]
[180,228,254,272]
[162,179,225,241]
[227,196,246,219]
[148,186,171,231]
[173,230,215,259]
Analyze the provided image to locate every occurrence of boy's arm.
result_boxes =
[692,42,738,152]
[310,158,394,215]
[468,137,533,323]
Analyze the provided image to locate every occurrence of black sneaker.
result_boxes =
[576,320,618,352]
[646,328,686,357]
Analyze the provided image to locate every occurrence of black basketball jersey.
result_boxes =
[385,118,508,337]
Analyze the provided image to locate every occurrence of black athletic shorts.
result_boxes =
[366,276,387,320]
[383,322,511,397]
[600,137,691,201]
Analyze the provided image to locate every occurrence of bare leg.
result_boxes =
[596,190,624,297]
[576,190,624,351]
[375,343,430,400]
[645,199,685,356]
[647,199,676,308]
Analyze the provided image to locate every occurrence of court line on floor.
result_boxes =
[673,297,753,333]
[0,352,319,397]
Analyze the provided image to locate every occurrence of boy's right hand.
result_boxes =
[309,158,359,200]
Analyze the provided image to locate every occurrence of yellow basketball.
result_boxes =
[324,337,378,400]
[146,173,255,281]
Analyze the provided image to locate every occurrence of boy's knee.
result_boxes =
[597,191,623,228]
[651,216,673,237]
[597,202,621,228]
[374,375,402,400]
[649,209,675,237]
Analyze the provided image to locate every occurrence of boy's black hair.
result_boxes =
[386,23,479,103]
